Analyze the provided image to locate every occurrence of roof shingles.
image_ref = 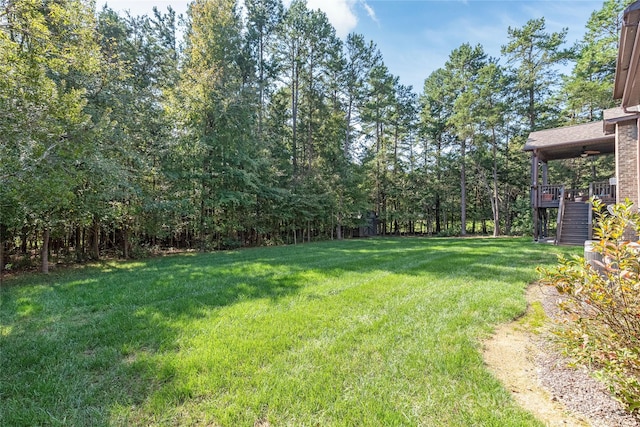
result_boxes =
[524,121,608,152]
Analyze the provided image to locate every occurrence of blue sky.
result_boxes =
[101,0,603,91]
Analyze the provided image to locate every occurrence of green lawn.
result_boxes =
[0,237,577,426]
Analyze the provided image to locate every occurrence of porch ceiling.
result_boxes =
[524,121,614,161]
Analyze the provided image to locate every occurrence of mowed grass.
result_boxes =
[0,237,578,426]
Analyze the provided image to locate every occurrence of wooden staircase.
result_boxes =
[558,201,590,245]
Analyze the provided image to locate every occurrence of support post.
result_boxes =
[531,152,540,241]
[541,160,548,186]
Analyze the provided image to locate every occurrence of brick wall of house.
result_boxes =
[615,119,639,206]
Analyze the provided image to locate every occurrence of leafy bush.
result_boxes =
[436,226,462,237]
[540,198,640,413]
[9,255,35,271]
[510,196,533,236]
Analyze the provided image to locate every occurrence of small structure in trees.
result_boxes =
[353,211,378,237]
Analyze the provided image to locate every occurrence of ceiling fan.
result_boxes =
[581,146,601,157]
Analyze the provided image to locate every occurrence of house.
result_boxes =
[524,1,640,245]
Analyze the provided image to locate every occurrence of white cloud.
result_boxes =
[306,0,358,38]
[360,0,378,24]
[282,0,376,39]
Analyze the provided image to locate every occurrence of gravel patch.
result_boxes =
[533,284,639,427]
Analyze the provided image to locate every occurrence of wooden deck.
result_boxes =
[534,182,616,245]
[535,183,615,209]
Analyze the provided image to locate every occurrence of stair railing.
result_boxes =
[588,183,594,240]
[555,186,566,245]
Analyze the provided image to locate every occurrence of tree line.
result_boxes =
[0,0,630,272]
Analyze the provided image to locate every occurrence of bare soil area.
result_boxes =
[483,284,640,427]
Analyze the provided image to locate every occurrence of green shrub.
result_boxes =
[10,255,35,271]
[540,198,640,413]
[510,196,533,236]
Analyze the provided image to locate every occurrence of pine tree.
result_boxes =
[502,18,572,131]
[562,0,632,121]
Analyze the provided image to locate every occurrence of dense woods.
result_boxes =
[0,0,631,272]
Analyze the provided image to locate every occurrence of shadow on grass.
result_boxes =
[0,237,574,425]
[0,254,307,426]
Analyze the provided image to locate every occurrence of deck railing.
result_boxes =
[589,181,616,203]
[538,182,616,208]
[538,185,563,207]
[535,181,616,244]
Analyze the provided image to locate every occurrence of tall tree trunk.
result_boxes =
[492,170,500,235]
[75,225,83,262]
[200,151,210,252]
[91,217,100,260]
[376,119,382,228]
[0,224,5,272]
[291,63,299,174]
[491,127,501,237]
[41,226,50,274]
[258,33,264,140]
[393,126,399,174]
[529,86,535,131]
[460,138,467,235]
[475,162,500,238]
[504,136,512,235]
[306,54,314,173]
[435,137,442,234]
[344,99,353,158]
[21,226,28,254]
[435,194,441,234]
[123,226,129,259]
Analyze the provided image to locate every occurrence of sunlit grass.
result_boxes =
[517,300,548,334]
[0,237,578,426]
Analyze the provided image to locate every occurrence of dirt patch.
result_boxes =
[483,284,639,427]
